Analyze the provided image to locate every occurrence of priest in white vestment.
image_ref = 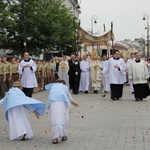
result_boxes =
[102,50,126,100]
[18,52,38,97]
[90,50,102,93]
[128,52,150,101]
[79,54,90,94]
[58,56,69,87]
[100,55,110,93]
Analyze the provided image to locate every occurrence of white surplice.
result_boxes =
[103,57,126,84]
[79,60,90,92]
[128,59,149,84]
[126,58,135,92]
[100,60,110,92]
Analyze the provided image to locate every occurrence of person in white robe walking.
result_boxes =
[90,50,102,93]
[100,55,110,93]
[79,54,90,94]
[128,52,150,101]
[18,52,38,97]
[58,56,69,87]
[126,52,135,94]
[102,50,126,100]
[45,79,78,144]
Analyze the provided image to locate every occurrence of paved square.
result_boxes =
[0,85,150,150]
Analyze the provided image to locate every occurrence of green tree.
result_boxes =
[0,0,77,56]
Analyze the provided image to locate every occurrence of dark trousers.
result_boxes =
[110,84,123,99]
[5,74,12,91]
[69,75,80,93]
[22,87,33,97]
[133,83,150,99]
[0,76,5,99]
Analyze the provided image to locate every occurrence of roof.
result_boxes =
[84,41,107,46]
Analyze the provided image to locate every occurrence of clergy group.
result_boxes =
[0,50,150,101]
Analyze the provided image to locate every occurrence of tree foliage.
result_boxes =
[0,0,77,56]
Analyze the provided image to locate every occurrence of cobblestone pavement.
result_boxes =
[0,85,150,150]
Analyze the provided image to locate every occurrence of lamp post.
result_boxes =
[142,12,149,57]
[22,0,26,52]
[73,0,81,56]
[91,15,98,34]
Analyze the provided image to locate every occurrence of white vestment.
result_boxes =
[18,59,38,88]
[90,60,102,91]
[58,60,69,87]
[103,57,126,84]
[100,60,110,92]
[79,60,90,91]
[126,58,135,92]
[128,60,149,84]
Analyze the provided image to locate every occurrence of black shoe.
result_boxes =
[140,98,143,101]
[21,134,26,141]
[73,92,78,95]
[116,97,119,100]
[101,94,106,97]
[84,90,88,94]
[93,90,98,94]
[111,96,115,100]
[132,91,134,94]
[135,99,139,102]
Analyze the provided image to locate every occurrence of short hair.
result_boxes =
[12,81,22,88]
[102,54,107,57]
[114,50,119,54]
[55,79,66,85]
[134,52,139,55]
[130,52,134,55]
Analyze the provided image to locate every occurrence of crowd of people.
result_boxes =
[0,50,150,101]
[0,50,150,144]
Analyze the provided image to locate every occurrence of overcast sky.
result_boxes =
[79,0,150,41]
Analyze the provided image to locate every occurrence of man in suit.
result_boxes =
[68,54,81,94]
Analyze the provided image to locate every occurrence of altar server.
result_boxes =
[102,50,126,100]
[79,54,90,94]
[128,52,150,101]
[18,52,38,97]
[100,55,110,93]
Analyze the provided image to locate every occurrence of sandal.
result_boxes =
[62,136,67,141]
[52,138,58,144]
[21,134,26,141]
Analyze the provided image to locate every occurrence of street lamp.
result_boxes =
[142,12,149,57]
[73,0,81,56]
[91,15,98,34]
[22,0,26,52]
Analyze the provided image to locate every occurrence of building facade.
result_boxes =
[63,0,81,19]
